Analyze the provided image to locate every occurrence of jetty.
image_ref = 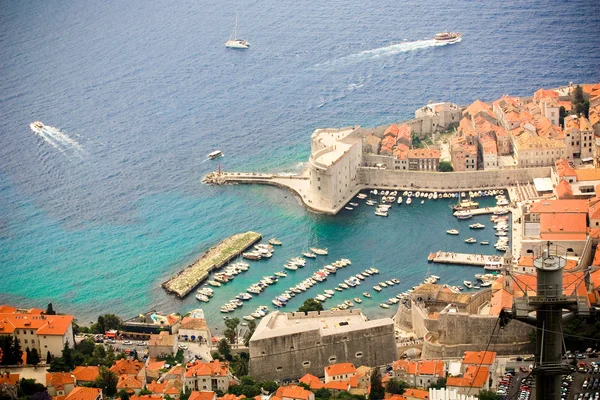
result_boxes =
[458,206,510,217]
[428,251,503,267]
[162,231,262,298]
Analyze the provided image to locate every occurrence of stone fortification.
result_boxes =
[248,309,397,380]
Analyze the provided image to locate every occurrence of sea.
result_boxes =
[1,0,599,328]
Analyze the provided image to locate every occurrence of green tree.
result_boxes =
[62,341,74,370]
[179,390,190,400]
[231,353,249,377]
[412,132,424,149]
[95,367,118,397]
[298,298,324,313]
[260,380,279,394]
[29,348,40,366]
[139,388,153,396]
[11,337,22,365]
[224,318,240,344]
[217,338,232,361]
[385,379,408,394]
[572,85,590,118]
[45,303,56,315]
[430,377,446,389]
[368,369,385,400]
[117,389,130,400]
[243,320,256,346]
[93,344,107,359]
[559,106,568,127]
[477,389,501,400]
[314,388,332,400]
[297,383,310,390]
[77,339,96,356]
[17,378,46,397]
[25,348,31,364]
[439,161,453,172]
[46,351,53,363]
[95,316,106,334]
[103,314,123,331]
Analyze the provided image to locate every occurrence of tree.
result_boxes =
[429,377,446,390]
[243,320,256,346]
[298,298,323,313]
[117,389,130,400]
[559,106,568,127]
[46,351,53,363]
[477,389,501,400]
[231,353,249,377]
[139,389,153,396]
[0,336,23,365]
[62,341,74,370]
[103,314,123,331]
[439,161,453,172]
[314,388,332,400]
[385,379,408,395]
[179,390,191,400]
[77,339,95,356]
[224,318,240,344]
[29,348,40,366]
[217,339,232,361]
[95,316,106,334]
[95,367,118,396]
[26,348,31,364]
[368,369,385,400]
[260,380,279,394]
[412,132,424,149]
[10,337,22,365]
[18,378,46,397]
[572,85,590,118]
[45,303,56,315]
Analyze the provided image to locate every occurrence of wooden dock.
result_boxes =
[162,231,262,298]
[428,251,503,267]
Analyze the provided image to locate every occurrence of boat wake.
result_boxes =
[316,39,458,68]
[30,123,87,160]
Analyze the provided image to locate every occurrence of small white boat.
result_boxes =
[354,297,362,304]
[469,223,485,229]
[373,285,382,292]
[357,193,367,199]
[465,238,477,243]
[480,241,490,245]
[398,197,403,204]
[225,15,250,49]
[421,200,425,204]
[391,278,400,284]
[375,210,388,217]
[208,150,224,159]
[363,292,371,298]
[380,303,390,309]
[379,281,388,288]
[30,121,45,133]
[269,238,282,245]
[303,252,316,258]
[310,247,328,255]
[369,267,379,274]
[493,208,509,215]
[195,294,210,302]
[406,198,412,205]
[446,229,459,235]
[464,280,473,289]
[349,202,359,207]
[345,206,354,211]
[208,280,222,287]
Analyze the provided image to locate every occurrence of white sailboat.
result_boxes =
[225,15,250,49]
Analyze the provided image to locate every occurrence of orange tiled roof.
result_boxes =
[384,124,400,137]
[180,317,208,331]
[0,373,19,385]
[46,372,75,388]
[185,360,229,378]
[130,396,163,400]
[189,392,216,400]
[447,365,489,388]
[325,362,356,377]
[459,117,478,137]
[0,305,17,313]
[167,365,186,376]
[109,359,144,376]
[575,169,600,182]
[414,360,445,376]
[218,395,246,400]
[116,375,143,390]
[555,159,577,178]
[490,289,513,316]
[72,366,100,382]
[324,381,350,391]
[0,314,73,336]
[397,124,412,141]
[512,271,588,298]
[403,388,429,399]
[540,213,587,241]
[276,385,312,400]
[593,247,600,266]
[534,88,559,101]
[462,351,496,366]
[146,360,166,371]
[147,381,166,394]
[65,387,101,400]
[556,180,574,199]
[590,269,600,289]
[464,100,493,118]
[529,199,588,214]
[299,374,324,390]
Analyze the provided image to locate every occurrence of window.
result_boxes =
[318,186,321,191]
[329,356,337,363]
[317,177,320,181]
[302,361,311,367]
[276,367,283,371]
[355,352,363,358]
[24,339,28,343]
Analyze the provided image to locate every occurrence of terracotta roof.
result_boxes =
[555,159,577,178]
[462,351,496,366]
[463,100,493,118]
[0,314,73,336]
[324,381,350,391]
[512,271,588,298]
[167,365,186,376]
[0,373,19,385]
[149,331,175,347]
[414,360,445,376]
[540,213,587,241]
[534,88,559,101]
[514,132,565,150]
[403,388,429,399]
[529,199,588,214]
[397,124,412,141]
[479,134,497,155]
[109,359,144,376]
[325,362,357,377]
[384,125,400,137]
[116,375,143,390]
[180,317,208,331]
[590,269,600,289]
[593,247,600,266]
[46,372,75,389]
[459,117,478,137]
[575,169,600,182]
[0,305,17,313]
[130,396,163,400]
[72,366,100,382]
[146,360,166,371]
[65,387,101,400]
[558,100,573,111]
[299,374,324,390]
[276,385,312,400]
[490,289,513,316]
[185,360,229,378]
[189,392,216,400]
[556,180,574,199]
[217,395,246,400]
[147,381,167,394]
[446,365,489,388]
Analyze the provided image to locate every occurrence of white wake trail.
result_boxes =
[42,126,87,159]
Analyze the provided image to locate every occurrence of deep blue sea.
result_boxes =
[1,0,599,328]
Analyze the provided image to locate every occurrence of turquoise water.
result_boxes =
[1,0,598,328]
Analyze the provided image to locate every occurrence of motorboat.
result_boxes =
[284,263,298,271]
[339,283,349,289]
[446,229,459,235]
[465,238,477,243]
[464,280,473,289]
[406,197,412,205]
[30,121,45,133]
[310,247,329,255]
[391,278,400,284]
[243,315,255,321]
[208,150,224,159]
[357,193,367,199]
[345,206,353,211]
[354,297,362,304]
[480,241,490,245]
[398,197,403,204]
[225,15,250,49]
[379,281,388,288]
[344,300,354,307]
[195,294,209,302]
[242,251,262,260]
[375,210,388,217]
[349,202,359,207]
[469,223,485,229]
[303,252,317,258]
[494,208,509,215]
[380,303,390,309]
[454,210,473,219]
[207,280,221,287]
[369,267,379,274]
[363,292,371,298]
[269,238,282,246]
[373,285,382,292]
[385,280,394,286]
[366,200,377,206]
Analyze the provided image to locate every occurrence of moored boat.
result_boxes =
[446,229,459,235]
[208,150,224,159]
[465,237,477,243]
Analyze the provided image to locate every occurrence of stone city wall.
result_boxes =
[436,313,532,346]
[357,166,551,191]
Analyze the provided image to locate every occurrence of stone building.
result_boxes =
[414,102,461,134]
[248,310,397,380]
[407,149,440,171]
[564,115,595,160]
[183,360,234,393]
[512,133,566,167]
[148,331,177,358]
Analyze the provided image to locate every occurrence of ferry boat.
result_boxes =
[446,229,459,235]
[484,261,503,271]
[452,195,479,211]
[434,32,462,43]
[30,121,45,133]
[208,150,224,159]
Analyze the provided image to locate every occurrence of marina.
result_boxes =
[162,231,262,298]
[428,251,504,267]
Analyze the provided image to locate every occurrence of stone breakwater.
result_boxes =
[162,231,262,298]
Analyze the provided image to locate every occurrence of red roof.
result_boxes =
[384,125,400,137]
[46,372,75,389]
[403,388,429,399]
[116,375,143,391]
[0,314,73,336]
[109,359,144,376]
[299,374,324,390]
[217,394,246,400]
[276,385,313,400]
[325,362,357,377]
[189,392,216,400]
[446,365,489,388]
[529,199,588,214]
[65,387,101,400]
[462,351,496,366]
[72,366,100,382]
[540,213,587,241]
[324,381,350,391]
[185,360,229,378]
[556,180,573,199]
[0,373,19,385]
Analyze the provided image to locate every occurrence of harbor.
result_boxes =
[428,251,504,267]
[162,231,262,298]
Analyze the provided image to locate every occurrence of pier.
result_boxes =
[429,251,503,267]
[462,206,511,216]
[162,231,262,298]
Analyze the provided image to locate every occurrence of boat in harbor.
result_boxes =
[484,261,503,271]
[30,121,45,133]
[391,278,400,284]
[195,294,210,302]
[269,238,282,246]
[380,303,390,309]
[375,210,388,217]
[225,15,250,49]
[454,210,473,219]
[349,202,359,207]
[363,292,371,298]
[379,281,388,288]
[207,280,222,287]
[208,150,224,159]
[406,197,412,205]
[452,194,479,211]
[369,267,379,274]
[469,223,485,229]
[310,247,328,255]
[366,199,377,206]
[345,207,354,211]
[446,229,459,235]
[464,280,473,289]
[357,193,367,199]
[354,297,362,304]
[480,241,490,245]
[434,32,462,43]
[494,208,509,215]
[373,285,382,292]
[242,251,262,260]
[302,251,316,258]
[465,237,477,243]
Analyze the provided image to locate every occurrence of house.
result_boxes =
[392,359,445,388]
[450,137,477,171]
[116,375,144,395]
[184,360,234,393]
[46,372,75,397]
[407,149,440,171]
[110,359,144,377]
[512,133,566,167]
[275,385,314,400]
[403,388,430,400]
[149,331,177,358]
[0,310,74,358]
[0,373,19,399]
[298,374,324,390]
[446,365,490,397]
[147,379,181,398]
[324,362,356,382]
[188,391,216,400]
[460,351,497,374]
[72,366,100,386]
[122,312,182,340]
[145,359,167,383]
[65,387,102,400]
[178,317,211,345]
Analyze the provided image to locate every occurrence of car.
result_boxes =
[123,340,133,345]
[178,344,188,350]
[578,354,587,359]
